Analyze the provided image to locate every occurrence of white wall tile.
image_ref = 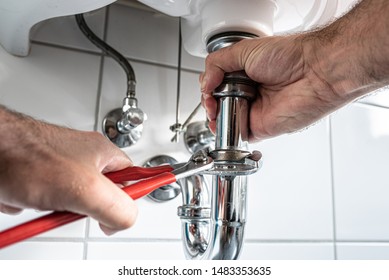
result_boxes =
[358,87,389,109]
[245,119,334,240]
[107,3,204,71]
[31,8,106,53]
[106,4,179,67]
[0,242,84,260]
[337,243,389,260]
[87,241,184,260]
[179,71,207,122]
[241,242,334,260]
[0,44,100,131]
[331,104,389,241]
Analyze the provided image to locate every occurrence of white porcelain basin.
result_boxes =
[0,0,116,56]
[0,0,357,57]
[137,0,358,57]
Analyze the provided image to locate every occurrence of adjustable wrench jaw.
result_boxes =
[171,150,214,180]
[172,148,262,179]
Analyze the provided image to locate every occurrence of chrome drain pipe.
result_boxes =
[178,33,260,260]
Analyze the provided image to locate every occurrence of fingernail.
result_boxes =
[100,224,117,236]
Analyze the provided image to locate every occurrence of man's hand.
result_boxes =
[200,0,389,141]
[0,106,137,235]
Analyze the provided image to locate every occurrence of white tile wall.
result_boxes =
[106,4,179,67]
[331,103,389,241]
[337,243,389,260]
[0,242,84,260]
[106,3,205,71]
[31,8,107,53]
[358,87,389,109]
[240,242,334,260]
[1,3,389,260]
[246,119,334,241]
[87,241,184,260]
[0,43,100,130]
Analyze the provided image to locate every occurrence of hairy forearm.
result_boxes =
[302,0,389,101]
[0,105,45,154]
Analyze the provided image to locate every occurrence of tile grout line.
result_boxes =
[92,57,104,129]
[83,6,111,260]
[92,6,110,133]
[30,41,203,74]
[83,220,90,260]
[328,116,338,260]
[30,40,102,56]
[24,237,389,243]
[354,100,389,110]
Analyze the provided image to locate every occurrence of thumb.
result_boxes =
[202,39,251,93]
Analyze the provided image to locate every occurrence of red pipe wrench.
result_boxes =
[0,153,213,249]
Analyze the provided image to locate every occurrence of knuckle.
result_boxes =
[205,54,214,66]
[92,131,107,143]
